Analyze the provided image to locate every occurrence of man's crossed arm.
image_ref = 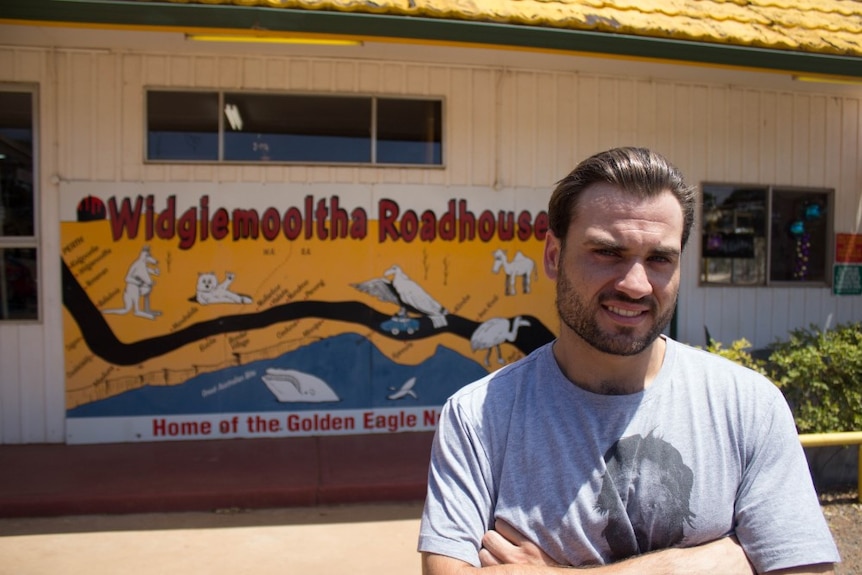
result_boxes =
[422,519,833,575]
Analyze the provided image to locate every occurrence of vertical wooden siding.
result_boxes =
[0,44,860,442]
[0,47,65,443]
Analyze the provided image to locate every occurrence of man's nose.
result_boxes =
[616,261,652,299]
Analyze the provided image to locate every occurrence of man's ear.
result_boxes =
[544,231,562,281]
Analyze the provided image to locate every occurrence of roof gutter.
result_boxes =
[2,0,861,79]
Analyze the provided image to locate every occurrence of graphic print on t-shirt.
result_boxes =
[596,432,696,560]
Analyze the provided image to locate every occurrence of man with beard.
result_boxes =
[418,147,839,574]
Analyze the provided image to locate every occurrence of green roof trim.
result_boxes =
[2,0,861,78]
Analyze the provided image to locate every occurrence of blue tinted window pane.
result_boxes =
[147,91,219,161]
[147,132,218,161]
[224,93,371,163]
[1,247,38,320]
[225,133,370,163]
[377,140,442,165]
[377,98,442,165]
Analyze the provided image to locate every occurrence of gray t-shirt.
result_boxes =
[418,338,840,572]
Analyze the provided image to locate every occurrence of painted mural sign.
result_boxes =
[60,183,557,444]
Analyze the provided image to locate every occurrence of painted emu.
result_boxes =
[470,316,532,367]
[492,249,537,295]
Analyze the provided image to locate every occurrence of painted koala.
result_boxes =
[194,272,252,305]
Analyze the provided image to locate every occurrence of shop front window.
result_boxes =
[701,184,832,286]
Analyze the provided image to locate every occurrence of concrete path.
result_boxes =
[0,502,424,575]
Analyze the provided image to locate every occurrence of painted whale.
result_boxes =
[261,368,340,403]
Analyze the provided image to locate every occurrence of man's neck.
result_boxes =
[552,332,667,395]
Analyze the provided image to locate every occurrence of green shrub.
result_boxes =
[767,322,862,434]
[705,323,862,433]
[705,338,769,377]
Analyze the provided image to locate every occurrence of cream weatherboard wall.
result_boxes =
[0,35,860,444]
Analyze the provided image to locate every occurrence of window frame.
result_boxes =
[144,88,445,168]
[699,182,834,288]
[0,83,40,323]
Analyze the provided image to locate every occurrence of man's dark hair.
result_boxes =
[548,147,695,249]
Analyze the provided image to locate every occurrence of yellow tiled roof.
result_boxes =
[156,0,862,58]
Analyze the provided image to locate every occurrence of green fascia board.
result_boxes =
[2,0,861,78]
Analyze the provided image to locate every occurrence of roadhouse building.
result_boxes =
[0,0,860,502]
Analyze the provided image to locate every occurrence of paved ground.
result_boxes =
[4,498,859,574]
[2,438,856,574]
[0,435,430,574]
[0,502,425,575]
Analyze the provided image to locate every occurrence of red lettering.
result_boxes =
[246,415,282,432]
[305,195,314,239]
[401,210,418,242]
[379,199,400,242]
[145,195,155,240]
[363,411,418,432]
[315,198,329,240]
[350,208,367,239]
[420,210,437,241]
[152,418,212,437]
[423,409,441,426]
[478,210,495,242]
[283,207,302,240]
[458,199,475,241]
[176,207,197,250]
[330,196,350,239]
[211,208,229,240]
[232,209,259,240]
[286,413,356,433]
[517,210,533,241]
[200,196,209,241]
[155,195,176,240]
[439,200,456,240]
[107,194,542,248]
[497,211,515,241]
[261,207,281,241]
[107,196,143,241]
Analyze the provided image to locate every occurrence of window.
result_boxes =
[701,184,832,286]
[146,90,443,166]
[0,87,38,320]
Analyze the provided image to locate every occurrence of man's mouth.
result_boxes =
[606,305,645,318]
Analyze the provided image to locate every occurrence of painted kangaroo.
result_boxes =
[102,245,161,319]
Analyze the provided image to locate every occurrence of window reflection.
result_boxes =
[377,98,442,164]
[147,91,219,161]
[701,186,766,285]
[0,92,34,237]
[1,247,38,320]
[770,190,829,282]
[146,90,442,165]
[224,93,372,163]
[0,89,38,320]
